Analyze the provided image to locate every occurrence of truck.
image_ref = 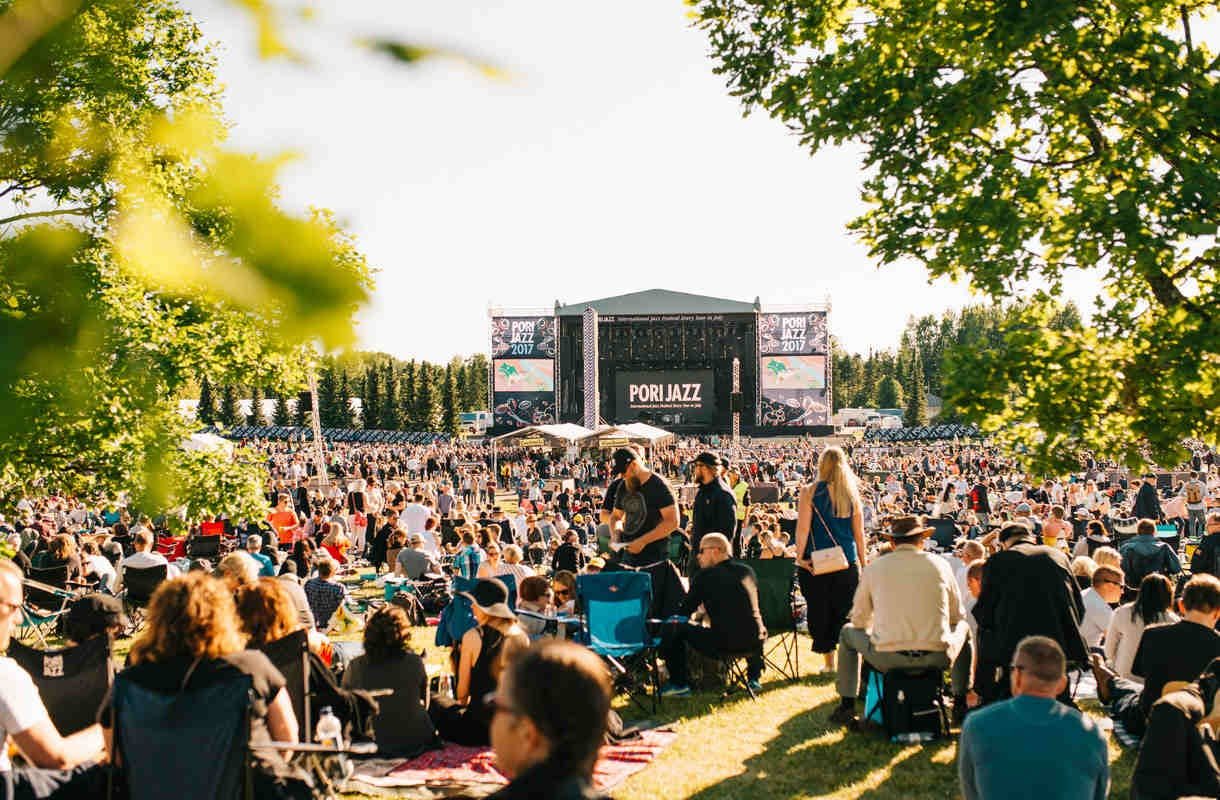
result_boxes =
[459,411,492,435]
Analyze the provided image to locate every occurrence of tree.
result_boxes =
[272,392,291,426]
[217,384,240,428]
[876,376,904,410]
[694,0,1220,468]
[361,365,380,429]
[196,375,216,426]
[443,363,461,437]
[247,384,267,426]
[904,352,928,428]
[415,362,438,431]
[400,360,418,430]
[336,369,355,428]
[379,362,399,429]
[316,365,339,428]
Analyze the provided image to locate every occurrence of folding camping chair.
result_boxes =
[19,572,76,647]
[186,534,222,560]
[434,574,517,648]
[576,571,662,714]
[741,558,800,681]
[258,628,314,743]
[8,636,113,734]
[121,563,168,634]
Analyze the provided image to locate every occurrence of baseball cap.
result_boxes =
[610,448,638,476]
[689,452,721,469]
[1014,502,1032,514]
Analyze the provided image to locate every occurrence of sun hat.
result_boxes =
[458,578,515,620]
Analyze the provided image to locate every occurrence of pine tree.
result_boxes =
[196,375,216,426]
[379,362,399,430]
[401,360,417,429]
[876,375,904,409]
[217,384,240,427]
[247,384,267,426]
[362,365,380,429]
[316,365,339,427]
[463,354,489,410]
[272,392,291,426]
[443,363,461,437]
[904,350,928,427]
[337,369,355,428]
[415,362,438,431]
[292,391,309,427]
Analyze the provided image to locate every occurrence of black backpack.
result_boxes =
[389,589,428,626]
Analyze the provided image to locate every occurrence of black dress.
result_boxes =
[342,651,437,756]
[428,626,504,746]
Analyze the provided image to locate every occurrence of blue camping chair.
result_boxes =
[435,574,517,648]
[576,571,662,713]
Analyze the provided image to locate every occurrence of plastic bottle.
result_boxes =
[315,706,342,748]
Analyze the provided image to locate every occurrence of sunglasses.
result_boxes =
[482,691,518,717]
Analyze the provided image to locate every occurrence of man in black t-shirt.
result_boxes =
[658,533,767,696]
[609,448,677,567]
[1093,573,1220,739]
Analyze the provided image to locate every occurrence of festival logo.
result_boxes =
[759,312,828,355]
[615,369,715,424]
[490,316,556,359]
[760,388,830,427]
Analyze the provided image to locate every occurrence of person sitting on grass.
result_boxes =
[486,640,612,800]
[1079,565,1124,650]
[303,557,347,632]
[1129,657,1220,800]
[1103,573,1177,684]
[429,578,529,746]
[658,532,766,697]
[1091,573,1220,740]
[959,636,1108,800]
[342,605,439,757]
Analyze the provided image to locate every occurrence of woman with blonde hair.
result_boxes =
[794,446,867,674]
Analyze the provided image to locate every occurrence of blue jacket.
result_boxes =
[1120,534,1181,588]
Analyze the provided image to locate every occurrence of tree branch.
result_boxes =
[0,206,94,226]
[1181,6,1194,56]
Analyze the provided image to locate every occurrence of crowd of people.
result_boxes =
[3,434,1220,798]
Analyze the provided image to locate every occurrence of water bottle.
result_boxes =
[315,706,342,748]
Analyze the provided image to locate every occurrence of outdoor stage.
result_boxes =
[489,289,831,436]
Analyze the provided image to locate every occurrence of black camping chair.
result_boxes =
[8,636,113,735]
[927,517,959,551]
[121,564,168,634]
[19,567,78,646]
[741,558,800,682]
[186,535,222,560]
[257,628,314,743]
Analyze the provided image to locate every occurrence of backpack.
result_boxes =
[863,667,948,741]
[1187,481,1204,505]
[1192,536,1219,577]
[389,588,428,626]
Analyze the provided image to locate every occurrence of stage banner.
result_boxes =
[759,311,828,355]
[614,369,715,425]
[493,391,556,429]
[760,388,831,426]
[491,316,556,359]
[493,359,555,392]
[760,355,826,390]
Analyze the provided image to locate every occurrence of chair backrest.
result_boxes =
[25,565,70,609]
[256,628,312,742]
[740,558,797,633]
[113,671,252,800]
[927,518,958,551]
[125,564,169,607]
[8,636,113,735]
[576,571,654,658]
[187,535,221,559]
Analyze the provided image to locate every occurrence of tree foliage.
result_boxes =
[904,350,928,428]
[694,0,1220,467]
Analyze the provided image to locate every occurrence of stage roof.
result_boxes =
[555,289,757,317]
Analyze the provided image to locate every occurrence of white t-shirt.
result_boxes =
[0,657,50,771]
[399,504,430,534]
[85,554,116,592]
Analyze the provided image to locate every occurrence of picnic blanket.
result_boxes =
[345,729,677,798]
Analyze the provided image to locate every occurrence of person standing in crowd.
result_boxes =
[0,559,107,798]
[610,448,678,567]
[550,530,585,575]
[1092,574,1220,739]
[1183,470,1209,540]
[1119,519,1182,590]
[1133,473,1163,522]
[687,452,737,574]
[658,533,767,697]
[486,640,612,800]
[959,636,1108,800]
[794,446,867,675]
[454,530,486,581]
[729,468,751,544]
[972,522,1087,704]
[829,516,971,726]
[400,494,431,535]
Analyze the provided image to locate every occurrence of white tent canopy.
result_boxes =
[492,423,593,446]
[580,423,674,447]
[181,432,235,454]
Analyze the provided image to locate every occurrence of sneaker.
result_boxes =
[661,683,692,697]
[828,702,859,726]
[747,679,763,694]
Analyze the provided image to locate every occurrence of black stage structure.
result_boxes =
[489,289,831,436]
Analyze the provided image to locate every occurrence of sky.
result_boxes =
[180,0,1144,362]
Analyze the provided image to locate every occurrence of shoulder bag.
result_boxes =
[807,487,850,575]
